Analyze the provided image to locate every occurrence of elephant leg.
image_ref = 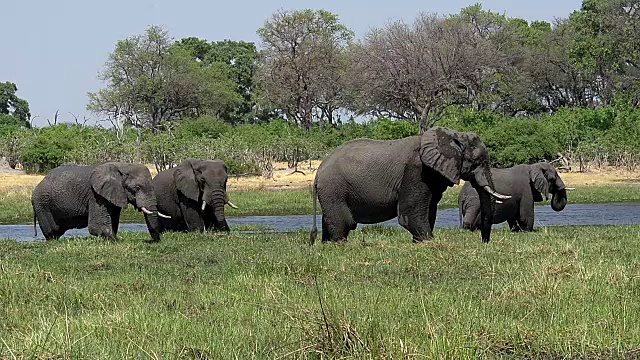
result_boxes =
[202,207,215,231]
[35,210,64,240]
[88,198,117,241]
[180,203,205,232]
[518,202,535,231]
[428,192,443,231]
[517,217,534,231]
[508,219,521,232]
[398,162,433,242]
[462,203,480,231]
[88,222,116,240]
[320,206,355,242]
[110,207,121,236]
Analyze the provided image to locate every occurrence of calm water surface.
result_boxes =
[3,202,640,242]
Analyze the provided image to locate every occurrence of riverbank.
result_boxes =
[1,226,640,357]
[1,163,640,224]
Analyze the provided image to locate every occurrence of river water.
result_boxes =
[3,202,640,242]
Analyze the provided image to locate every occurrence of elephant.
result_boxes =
[153,159,238,233]
[309,126,511,244]
[31,162,171,242]
[458,162,569,232]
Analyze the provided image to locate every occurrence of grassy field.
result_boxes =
[2,164,640,225]
[2,226,640,358]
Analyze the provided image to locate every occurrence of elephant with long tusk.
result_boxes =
[459,162,568,232]
[310,127,509,244]
[153,159,237,233]
[141,206,171,219]
[32,162,165,242]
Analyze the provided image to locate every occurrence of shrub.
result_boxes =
[21,136,71,173]
[174,116,232,140]
[370,117,419,140]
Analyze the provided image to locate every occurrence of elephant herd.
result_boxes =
[310,126,569,244]
[29,126,568,244]
[31,159,236,242]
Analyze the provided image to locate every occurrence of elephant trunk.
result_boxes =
[136,193,162,242]
[477,165,496,243]
[467,163,510,242]
[144,212,162,242]
[551,188,567,212]
[208,190,230,232]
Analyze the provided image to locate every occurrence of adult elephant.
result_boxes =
[458,162,569,232]
[310,127,511,244]
[153,159,238,233]
[32,162,170,242]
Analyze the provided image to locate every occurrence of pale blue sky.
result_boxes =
[2,0,583,127]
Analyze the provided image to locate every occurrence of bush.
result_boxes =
[174,116,232,140]
[21,136,71,173]
[440,109,559,167]
[370,117,419,140]
[482,118,559,167]
[11,106,640,175]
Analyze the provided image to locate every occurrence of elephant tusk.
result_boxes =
[157,212,171,219]
[483,186,511,200]
[495,200,503,204]
[226,201,239,209]
[565,187,575,191]
[141,207,153,215]
[202,200,207,211]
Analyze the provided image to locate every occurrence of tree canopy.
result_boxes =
[79,1,640,132]
[87,26,241,132]
[256,9,354,129]
[0,82,31,128]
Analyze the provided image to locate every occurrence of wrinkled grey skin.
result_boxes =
[32,162,163,242]
[459,162,567,232]
[310,126,505,244]
[153,159,231,233]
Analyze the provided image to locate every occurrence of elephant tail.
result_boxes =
[309,183,318,245]
[458,194,464,229]
[33,211,37,237]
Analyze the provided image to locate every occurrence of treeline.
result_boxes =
[3,106,640,175]
[3,1,640,174]
[82,2,640,132]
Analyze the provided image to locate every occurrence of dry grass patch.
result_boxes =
[1,163,639,195]
[0,173,43,193]
[227,160,320,191]
[560,166,640,186]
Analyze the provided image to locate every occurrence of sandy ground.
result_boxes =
[0,161,322,193]
[1,161,639,193]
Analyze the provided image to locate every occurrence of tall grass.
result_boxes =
[1,226,640,358]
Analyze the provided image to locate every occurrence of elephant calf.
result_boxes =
[153,159,237,233]
[32,162,170,242]
[458,162,568,232]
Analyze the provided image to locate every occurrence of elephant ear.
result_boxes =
[90,163,128,208]
[529,165,549,201]
[419,127,463,184]
[174,159,200,201]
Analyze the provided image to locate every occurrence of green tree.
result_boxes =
[0,82,31,128]
[349,11,501,131]
[257,9,354,130]
[569,0,640,105]
[87,26,241,132]
[174,38,258,122]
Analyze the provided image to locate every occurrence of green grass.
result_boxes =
[2,226,640,358]
[3,184,640,225]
